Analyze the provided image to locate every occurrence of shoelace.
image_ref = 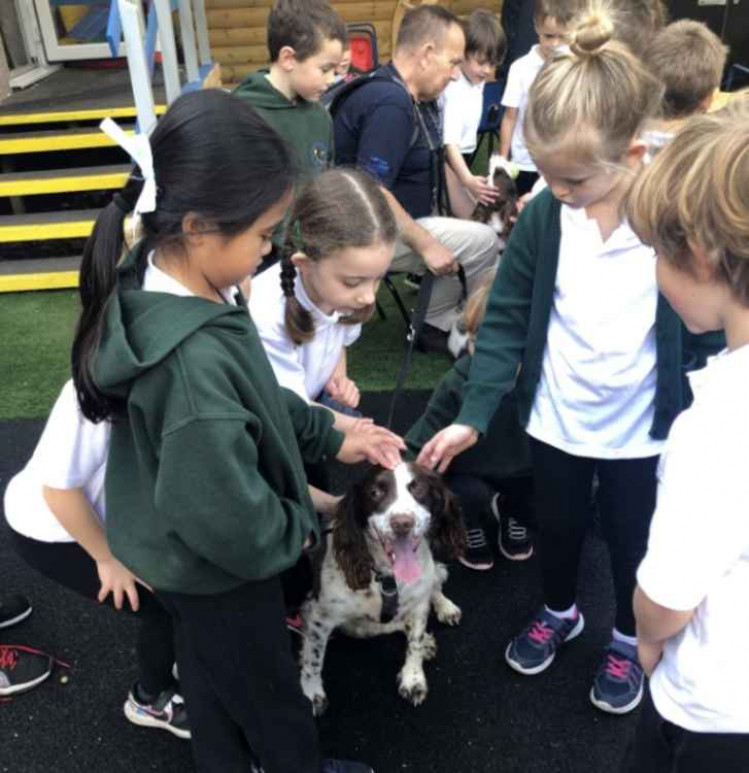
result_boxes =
[465,528,488,549]
[0,646,19,671]
[507,517,528,541]
[527,621,556,644]
[604,654,633,680]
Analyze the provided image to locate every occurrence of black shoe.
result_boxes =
[459,526,494,571]
[415,323,449,355]
[0,644,53,696]
[124,683,191,739]
[322,761,374,773]
[0,594,32,629]
[492,495,534,561]
[403,272,423,291]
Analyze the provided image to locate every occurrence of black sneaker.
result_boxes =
[0,595,32,629]
[124,684,191,739]
[0,644,53,696]
[492,495,534,561]
[322,760,374,773]
[459,526,494,571]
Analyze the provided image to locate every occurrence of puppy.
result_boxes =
[300,463,465,714]
[472,154,519,237]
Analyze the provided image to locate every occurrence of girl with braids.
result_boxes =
[250,168,398,429]
[418,3,721,715]
[69,89,395,773]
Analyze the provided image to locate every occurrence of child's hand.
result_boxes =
[466,174,499,205]
[96,556,151,611]
[337,419,406,469]
[638,640,664,677]
[417,424,479,473]
[325,374,361,409]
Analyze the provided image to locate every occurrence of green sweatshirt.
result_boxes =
[405,355,531,485]
[234,68,334,177]
[93,243,344,595]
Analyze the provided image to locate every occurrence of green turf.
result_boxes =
[0,278,448,420]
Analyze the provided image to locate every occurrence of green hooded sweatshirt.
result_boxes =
[234,68,334,177]
[93,243,344,595]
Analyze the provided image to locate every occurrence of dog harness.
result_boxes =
[375,571,399,624]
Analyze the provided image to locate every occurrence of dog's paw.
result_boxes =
[434,596,462,626]
[421,632,437,661]
[398,669,428,706]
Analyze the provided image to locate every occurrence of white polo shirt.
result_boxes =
[501,45,545,171]
[4,380,110,543]
[526,204,663,459]
[443,71,485,155]
[249,262,361,402]
[638,345,749,733]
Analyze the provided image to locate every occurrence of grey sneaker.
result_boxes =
[0,644,53,696]
[590,639,644,715]
[0,595,32,629]
[492,495,533,561]
[124,684,191,739]
[505,607,585,675]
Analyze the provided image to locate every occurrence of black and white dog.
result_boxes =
[300,463,466,714]
[472,154,519,238]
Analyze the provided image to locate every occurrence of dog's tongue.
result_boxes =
[392,536,421,583]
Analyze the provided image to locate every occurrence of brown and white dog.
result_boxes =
[300,463,466,714]
[472,154,519,238]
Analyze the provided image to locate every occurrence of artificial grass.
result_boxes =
[0,277,449,420]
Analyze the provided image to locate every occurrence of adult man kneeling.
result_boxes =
[333,5,500,354]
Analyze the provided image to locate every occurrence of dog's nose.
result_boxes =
[391,514,415,536]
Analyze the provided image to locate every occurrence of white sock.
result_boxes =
[545,603,578,620]
[612,628,638,648]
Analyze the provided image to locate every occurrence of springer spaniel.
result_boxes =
[300,463,466,714]
[472,154,519,239]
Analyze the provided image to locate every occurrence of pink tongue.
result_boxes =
[392,537,421,583]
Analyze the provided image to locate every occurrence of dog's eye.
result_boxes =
[408,478,429,501]
[368,482,387,502]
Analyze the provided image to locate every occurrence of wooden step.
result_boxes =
[0,126,135,155]
[0,256,81,293]
[0,165,131,197]
[0,104,167,128]
[0,209,100,242]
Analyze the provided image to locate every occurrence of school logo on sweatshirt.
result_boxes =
[311,142,330,170]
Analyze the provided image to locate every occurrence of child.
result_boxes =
[498,0,579,195]
[417,4,717,716]
[249,168,397,428]
[72,88,400,772]
[234,0,347,179]
[3,381,188,736]
[406,274,534,571]
[642,20,728,157]
[622,100,749,772]
[443,9,507,214]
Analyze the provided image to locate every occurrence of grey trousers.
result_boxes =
[392,216,500,331]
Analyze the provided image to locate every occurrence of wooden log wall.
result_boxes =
[206,0,503,86]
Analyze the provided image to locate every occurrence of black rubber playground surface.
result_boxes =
[0,391,638,773]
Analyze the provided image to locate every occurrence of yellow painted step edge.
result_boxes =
[0,170,129,197]
[0,270,79,293]
[0,104,167,127]
[0,131,133,155]
[0,219,94,242]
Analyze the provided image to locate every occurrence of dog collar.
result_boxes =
[375,571,399,624]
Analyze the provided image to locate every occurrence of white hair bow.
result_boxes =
[100,117,157,215]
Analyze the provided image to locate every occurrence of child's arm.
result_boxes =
[445,145,499,205]
[498,107,518,160]
[42,486,147,611]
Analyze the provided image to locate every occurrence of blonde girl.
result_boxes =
[418,4,719,715]
[623,99,749,772]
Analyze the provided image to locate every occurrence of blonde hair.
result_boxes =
[462,271,496,340]
[627,97,749,306]
[644,21,728,120]
[524,2,663,164]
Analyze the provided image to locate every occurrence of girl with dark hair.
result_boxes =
[250,168,397,428]
[71,88,395,773]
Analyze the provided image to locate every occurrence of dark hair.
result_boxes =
[465,9,507,66]
[267,0,347,62]
[396,4,461,52]
[534,0,581,25]
[280,168,398,346]
[72,89,296,423]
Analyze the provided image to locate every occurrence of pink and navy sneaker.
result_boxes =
[505,607,585,675]
[590,639,644,714]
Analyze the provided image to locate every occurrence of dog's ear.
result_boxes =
[331,484,373,591]
[418,468,467,562]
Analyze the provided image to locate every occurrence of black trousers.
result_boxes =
[11,530,175,696]
[445,472,535,530]
[621,687,749,773]
[530,438,659,635]
[156,577,320,773]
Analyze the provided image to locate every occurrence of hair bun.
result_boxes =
[569,10,614,57]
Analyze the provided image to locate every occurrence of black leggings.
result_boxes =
[530,438,659,636]
[11,530,175,696]
[445,472,534,530]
